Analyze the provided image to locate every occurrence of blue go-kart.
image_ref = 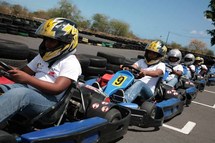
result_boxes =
[173,65,198,106]
[0,61,131,143]
[86,65,186,127]
[207,65,215,86]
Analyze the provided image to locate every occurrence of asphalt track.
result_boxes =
[0,33,215,143]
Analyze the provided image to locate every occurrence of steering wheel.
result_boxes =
[121,65,141,78]
[0,61,13,79]
[0,61,13,71]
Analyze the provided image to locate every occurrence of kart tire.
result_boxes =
[0,58,28,68]
[106,63,121,73]
[0,130,16,143]
[105,108,122,123]
[140,101,156,119]
[97,51,125,65]
[81,54,107,67]
[0,39,30,60]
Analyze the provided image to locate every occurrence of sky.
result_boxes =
[5,0,215,52]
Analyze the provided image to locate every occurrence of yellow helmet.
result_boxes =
[195,56,204,65]
[36,17,79,64]
[145,41,167,65]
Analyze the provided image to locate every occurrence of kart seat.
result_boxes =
[9,82,77,129]
[31,82,77,128]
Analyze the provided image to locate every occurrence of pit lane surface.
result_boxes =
[0,33,215,143]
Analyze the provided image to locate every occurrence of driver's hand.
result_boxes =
[139,69,146,77]
[8,69,32,83]
[120,65,129,70]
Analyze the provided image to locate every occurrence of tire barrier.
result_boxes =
[76,54,107,79]
[0,14,42,38]
[0,39,30,60]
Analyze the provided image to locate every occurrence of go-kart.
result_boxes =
[174,65,198,106]
[156,65,186,120]
[206,65,215,86]
[86,65,186,125]
[0,61,131,143]
[86,65,164,128]
[192,66,207,92]
[192,73,206,92]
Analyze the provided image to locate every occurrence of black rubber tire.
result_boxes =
[0,58,28,68]
[86,66,106,76]
[137,54,145,59]
[97,51,125,65]
[79,54,107,67]
[0,39,30,60]
[0,130,16,143]
[105,108,122,123]
[106,63,121,73]
[140,101,156,119]
[27,50,38,62]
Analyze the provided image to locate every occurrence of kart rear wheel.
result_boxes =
[140,101,156,119]
[105,108,122,123]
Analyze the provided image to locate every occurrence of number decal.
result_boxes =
[112,75,127,86]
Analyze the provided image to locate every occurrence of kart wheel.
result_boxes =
[140,101,156,119]
[105,108,122,123]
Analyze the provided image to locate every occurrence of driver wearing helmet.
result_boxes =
[122,40,167,103]
[183,53,195,79]
[0,18,82,127]
[194,56,208,76]
[164,49,183,88]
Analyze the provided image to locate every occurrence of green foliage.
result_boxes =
[91,13,110,32]
[205,0,215,46]
[109,19,130,36]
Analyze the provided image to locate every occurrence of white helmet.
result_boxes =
[167,49,182,66]
[184,53,195,66]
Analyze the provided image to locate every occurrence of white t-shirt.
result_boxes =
[189,65,195,72]
[165,63,183,81]
[134,59,165,94]
[184,64,195,79]
[27,54,82,100]
[196,65,208,74]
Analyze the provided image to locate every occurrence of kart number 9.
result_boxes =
[112,76,127,86]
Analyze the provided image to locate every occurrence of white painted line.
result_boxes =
[204,90,215,94]
[192,101,215,109]
[163,121,196,135]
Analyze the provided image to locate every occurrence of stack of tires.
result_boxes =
[0,14,13,34]
[76,54,107,80]
[0,39,30,68]
[0,13,42,38]
[97,52,136,73]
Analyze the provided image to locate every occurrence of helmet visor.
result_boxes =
[168,57,179,63]
[184,58,193,62]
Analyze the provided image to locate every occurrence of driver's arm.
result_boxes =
[172,70,183,76]
[21,65,35,76]
[139,69,163,77]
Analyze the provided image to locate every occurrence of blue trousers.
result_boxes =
[124,80,153,103]
[166,77,178,88]
[0,83,58,124]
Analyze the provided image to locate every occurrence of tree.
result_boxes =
[32,10,49,19]
[11,4,29,17]
[47,0,82,23]
[168,42,183,50]
[0,1,11,14]
[91,13,109,32]
[76,19,91,29]
[109,19,130,37]
[205,0,215,46]
[188,39,207,54]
